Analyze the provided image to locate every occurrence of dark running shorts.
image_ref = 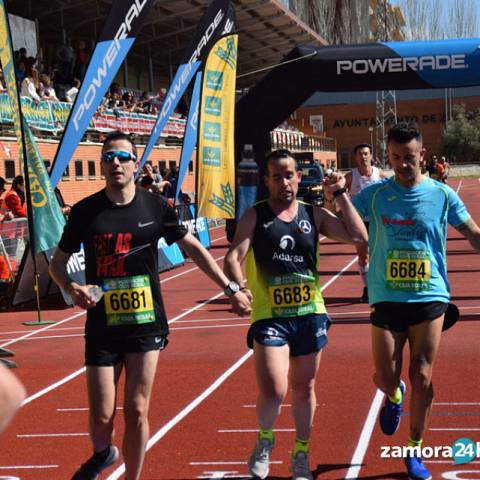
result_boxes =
[85,335,168,366]
[247,314,331,357]
[371,302,449,332]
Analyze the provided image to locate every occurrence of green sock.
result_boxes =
[258,428,274,442]
[294,438,310,454]
[388,386,403,404]
[407,437,423,448]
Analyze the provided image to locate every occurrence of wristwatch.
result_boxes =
[224,281,240,296]
[333,187,347,198]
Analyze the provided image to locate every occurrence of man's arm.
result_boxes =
[455,217,480,251]
[224,208,257,311]
[317,172,368,245]
[177,233,251,316]
[48,247,97,310]
[0,364,26,434]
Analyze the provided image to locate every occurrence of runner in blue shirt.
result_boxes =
[338,122,480,480]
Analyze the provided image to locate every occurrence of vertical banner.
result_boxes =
[49,0,156,187]
[137,0,235,173]
[0,1,65,255]
[197,34,238,219]
[176,72,202,200]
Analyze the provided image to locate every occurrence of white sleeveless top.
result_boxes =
[349,166,382,197]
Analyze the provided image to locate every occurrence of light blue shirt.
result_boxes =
[352,176,470,304]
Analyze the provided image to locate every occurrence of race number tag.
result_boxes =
[268,274,317,317]
[103,275,155,326]
[386,250,431,291]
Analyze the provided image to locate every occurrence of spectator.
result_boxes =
[163,168,178,198]
[136,91,152,114]
[65,78,81,103]
[0,178,13,222]
[15,61,26,85]
[439,156,451,183]
[120,91,135,112]
[74,40,89,81]
[38,74,58,101]
[2,176,26,218]
[56,39,74,84]
[20,67,41,103]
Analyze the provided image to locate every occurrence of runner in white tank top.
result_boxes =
[345,143,388,302]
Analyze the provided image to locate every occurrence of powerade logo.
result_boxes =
[155,7,230,133]
[73,0,148,131]
[336,54,468,75]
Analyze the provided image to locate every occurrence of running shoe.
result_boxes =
[360,286,369,303]
[71,445,119,480]
[291,450,313,480]
[379,380,406,435]
[248,437,274,479]
[405,452,432,480]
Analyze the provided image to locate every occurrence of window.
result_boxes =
[188,160,193,174]
[62,165,70,180]
[74,160,84,179]
[4,160,15,180]
[158,161,166,173]
[88,160,96,178]
[168,160,176,171]
[340,151,350,170]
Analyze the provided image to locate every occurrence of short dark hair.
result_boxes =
[102,131,138,159]
[387,122,422,145]
[265,149,297,174]
[140,175,154,187]
[353,143,372,154]
[12,175,24,189]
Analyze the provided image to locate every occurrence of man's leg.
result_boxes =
[407,316,443,441]
[371,325,407,396]
[253,342,290,430]
[123,350,160,480]
[356,241,369,302]
[289,350,322,440]
[86,364,122,451]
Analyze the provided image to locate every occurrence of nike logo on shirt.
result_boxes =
[138,221,154,228]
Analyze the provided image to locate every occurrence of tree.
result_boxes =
[442,105,480,163]
[398,0,478,39]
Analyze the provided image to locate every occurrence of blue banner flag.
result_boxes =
[137,0,235,173]
[176,72,202,200]
[49,0,155,187]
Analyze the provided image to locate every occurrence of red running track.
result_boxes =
[0,178,479,480]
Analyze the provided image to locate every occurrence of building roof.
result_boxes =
[7,0,327,89]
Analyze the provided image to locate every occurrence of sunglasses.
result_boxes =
[101,150,136,163]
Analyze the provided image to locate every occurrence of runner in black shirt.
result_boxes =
[49,131,251,480]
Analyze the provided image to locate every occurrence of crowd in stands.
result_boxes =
[0,44,170,118]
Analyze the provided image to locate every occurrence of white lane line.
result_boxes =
[176,317,244,323]
[0,311,85,349]
[57,407,123,411]
[456,179,463,194]
[0,465,59,469]
[210,235,226,243]
[161,255,225,283]
[106,350,254,480]
[218,428,295,433]
[243,404,292,408]
[434,402,480,406]
[190,461,283,465]
[22,367,86,406]
[171,324,248,331]
[344,389,385,479]
[17,433,89,437]
[430,428,480,431]
[321,257,358,292]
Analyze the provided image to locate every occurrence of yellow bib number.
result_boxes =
[104,275,155,326]
[269,283,315,308]
[386,250,431,291]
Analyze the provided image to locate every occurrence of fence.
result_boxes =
[0,218,28,283]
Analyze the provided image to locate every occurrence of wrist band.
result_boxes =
[333,187,347,198]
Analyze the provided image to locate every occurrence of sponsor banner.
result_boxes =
[50,0,156,187]
[176,72,202,199]
[157,238,185,271]
[177,204,211,249]
[197,34,237,219]
[137,0,235,173]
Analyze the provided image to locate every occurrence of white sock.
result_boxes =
[359,264,369,287]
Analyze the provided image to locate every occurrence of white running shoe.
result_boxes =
[247,437,274,479]
[291,450,313,480]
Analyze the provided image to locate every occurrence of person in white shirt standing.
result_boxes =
[345,143,388,303]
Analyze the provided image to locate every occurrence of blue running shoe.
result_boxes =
[405,452,432,480]
[379,380,406,435]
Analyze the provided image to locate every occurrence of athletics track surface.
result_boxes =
[0,178,479,480]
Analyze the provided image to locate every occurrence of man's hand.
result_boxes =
[323,172,346,200]
[66,282,98,310]
[229,290,252,317]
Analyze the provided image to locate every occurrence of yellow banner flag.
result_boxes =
[197,34,238,219]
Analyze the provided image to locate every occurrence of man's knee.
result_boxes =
[124,396,150,427]
[409,357,434,391]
